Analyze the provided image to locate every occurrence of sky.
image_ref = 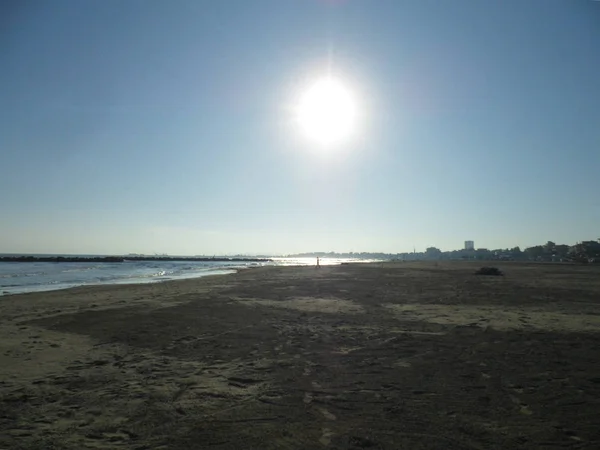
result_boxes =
[1,0,599,255]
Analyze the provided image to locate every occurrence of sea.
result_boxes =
[0,256,378,296]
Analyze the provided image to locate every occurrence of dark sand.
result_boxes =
[1,262,600,449]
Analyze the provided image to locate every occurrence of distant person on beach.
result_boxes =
[316,257,320,268]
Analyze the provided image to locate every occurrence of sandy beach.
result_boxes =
[1,262,600,449]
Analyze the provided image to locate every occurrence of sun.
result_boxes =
[295,77,357,146]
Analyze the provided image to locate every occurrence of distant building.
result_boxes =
[464,240,475,251]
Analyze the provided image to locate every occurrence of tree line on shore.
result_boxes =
[290,239,600,263]
[419,240,600,263]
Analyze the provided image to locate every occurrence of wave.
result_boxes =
[0,258,371,296]
[0,260,246,296]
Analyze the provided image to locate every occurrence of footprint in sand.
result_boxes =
[565,430,583,441]
[519,405,533,415]
[394,360,412,368]
[319,427,334,446]
[318,407,336,421]
[509,394,532,415]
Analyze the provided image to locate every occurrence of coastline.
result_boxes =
[1,262,600,449]
[0,268,240,298]
[0,260,263,297]
[0,257,377,297]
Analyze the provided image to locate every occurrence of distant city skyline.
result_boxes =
[1,1,599,255]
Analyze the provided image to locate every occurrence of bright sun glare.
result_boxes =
[296,77,357,146]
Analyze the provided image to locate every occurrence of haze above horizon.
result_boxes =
[1,0,599,256]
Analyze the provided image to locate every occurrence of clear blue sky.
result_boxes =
[1,0,599,255]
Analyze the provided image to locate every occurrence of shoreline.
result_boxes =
[0,258,593,298]
[0,257,380,298]
[0,267,246,298]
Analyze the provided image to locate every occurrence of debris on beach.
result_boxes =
[475,266,503,276]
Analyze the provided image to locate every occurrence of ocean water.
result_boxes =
[271,257,378,266]
[0,257,377,296]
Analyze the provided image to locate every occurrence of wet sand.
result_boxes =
[1,262,600,449]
